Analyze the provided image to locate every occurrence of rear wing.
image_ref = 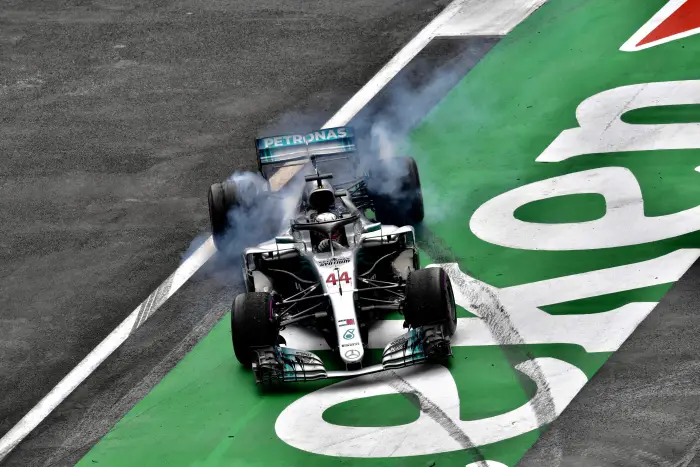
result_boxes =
[255,127,357,179]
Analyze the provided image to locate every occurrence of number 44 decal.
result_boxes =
[326,271,351,285]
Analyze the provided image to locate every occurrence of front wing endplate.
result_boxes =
[251,324,452,384]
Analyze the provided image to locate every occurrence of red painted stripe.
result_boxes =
[638,0,700,46]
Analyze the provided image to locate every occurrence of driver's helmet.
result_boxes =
[316,212,337,223]
[313,211,342,246]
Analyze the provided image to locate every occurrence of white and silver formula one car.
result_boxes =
[207,126,457,385]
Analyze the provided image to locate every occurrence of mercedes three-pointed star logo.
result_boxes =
[344,349,361,360]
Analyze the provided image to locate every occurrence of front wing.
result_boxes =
[251,324,452,385]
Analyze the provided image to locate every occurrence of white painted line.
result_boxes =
[320,0,467,131]
[438,0,547,36]
[0,236,217,460]
[0,0,544,460]
[620,0,698,52]
[272,0,547,188]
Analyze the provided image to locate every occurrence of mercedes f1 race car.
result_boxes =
[207,126,457,384]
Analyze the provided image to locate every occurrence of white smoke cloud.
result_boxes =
[216,171,302,257]
[179,170,304,286]
[349,40,491,224]
[183,38,493,269]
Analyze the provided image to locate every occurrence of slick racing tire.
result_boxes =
[231,292,279,367]
[208,181,242,252]
[369,156,424,226]
[403,267,457,336]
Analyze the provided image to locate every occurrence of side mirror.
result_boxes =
[362,223,381,233]
[275,235,295,244]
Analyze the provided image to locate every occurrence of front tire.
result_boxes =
[231,292,279,367]
[403,267,457,336]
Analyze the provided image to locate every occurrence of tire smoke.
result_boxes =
[217,170,303,256]
[179,170,304,281]
[184,38,495,267]
[350,43,490,223]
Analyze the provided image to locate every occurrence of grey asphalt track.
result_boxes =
[0,1,454,465]
[518,259,700,467]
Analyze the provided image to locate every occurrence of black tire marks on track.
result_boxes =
[384,369,488,465]
[130,275,174,333]
[418,231,559,450]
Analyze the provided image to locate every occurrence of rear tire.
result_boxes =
[403,267,457,336]
[231,292,279,367]
[369,156,424,226]
[208,181,241,252]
